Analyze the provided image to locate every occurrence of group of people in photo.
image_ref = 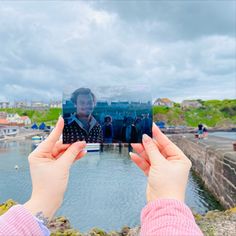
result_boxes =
[101,113,152,143]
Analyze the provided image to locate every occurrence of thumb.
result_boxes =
[142,134,165,166]
[58,141,86,167]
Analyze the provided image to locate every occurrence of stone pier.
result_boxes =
[170,134,236,209]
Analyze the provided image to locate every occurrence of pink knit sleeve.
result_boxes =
[0,205,43,236]
[141,199,203,236]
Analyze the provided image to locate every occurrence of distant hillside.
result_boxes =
[153,99,236,128]
[0,108,61,126]
[1,99,235,128]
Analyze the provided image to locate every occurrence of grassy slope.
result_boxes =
[1,99,235,127]
[153,99,236,127]
[0,108,61,126]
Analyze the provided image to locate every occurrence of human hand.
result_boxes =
[24,117,87,220]
[130,123,192,203]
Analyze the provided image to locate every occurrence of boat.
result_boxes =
[0,130,4,139]
[85,143,100,152]
[0,126,19,137]
[32,136,42,141]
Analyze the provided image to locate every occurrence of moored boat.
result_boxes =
[32,136,42,141]
[0,126,19,137]
[85,143,100,152]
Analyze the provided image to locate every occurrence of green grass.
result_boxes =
[1,99,236,127]
[153,99,236,127]
[153,106,170,114]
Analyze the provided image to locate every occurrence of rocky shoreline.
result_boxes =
[1,199,235,236]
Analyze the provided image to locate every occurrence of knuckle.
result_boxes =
[69,147,79,157]
[148,144,158,154]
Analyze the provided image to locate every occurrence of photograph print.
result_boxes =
[62,85,153,144]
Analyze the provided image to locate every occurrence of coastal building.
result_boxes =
[5,113,31,126]
[7,113,21,124]
[20,116,31,125]
[0,112,7,119]
[50,101,62,108]
[31,101,49,110]
[14,101,28,108]
[154,98,174,107]
[0,119,9,125]
[0,102,10,109]
[181,100,202,109]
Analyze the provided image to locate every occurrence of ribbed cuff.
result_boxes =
[141,198,195,220]
[0,204,44,236]
[140,199,203,236]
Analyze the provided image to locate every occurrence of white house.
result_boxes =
[20,116,31,125]
[154,98,174,107]
[0,102,10,109]
[0,112,7,119]
[31,101,49,110]
[14,101,28,108]
[7,113,22,124]
[50,101,62,108]
[181,100,202,109]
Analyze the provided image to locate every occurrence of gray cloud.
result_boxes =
[94,0,236,40]
[0,0,235,103]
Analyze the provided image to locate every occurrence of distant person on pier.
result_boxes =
[197,123,204,139]
[0,117,203,236]
[203,126,208,138]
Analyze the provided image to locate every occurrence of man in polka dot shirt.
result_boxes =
[63,88,103,144]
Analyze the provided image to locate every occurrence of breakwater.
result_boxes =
[170,134,236,208]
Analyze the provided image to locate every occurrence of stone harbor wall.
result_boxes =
[170,134,236,209]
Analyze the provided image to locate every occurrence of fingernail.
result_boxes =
[129,152,133,156]
[143,134,151,143]
[153,122,159,128]
[57,116,63,124]
[75,141,86,147]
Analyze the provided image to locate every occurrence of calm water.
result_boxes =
[210,131,236,140]
[0,140,223,232]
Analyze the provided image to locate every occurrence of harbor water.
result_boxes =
[0,139,223,232]
[209,131,236,140]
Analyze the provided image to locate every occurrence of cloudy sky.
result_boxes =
[0,0,235,103]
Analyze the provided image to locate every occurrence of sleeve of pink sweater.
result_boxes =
[0,205,44,236]
[141,199,203,236]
